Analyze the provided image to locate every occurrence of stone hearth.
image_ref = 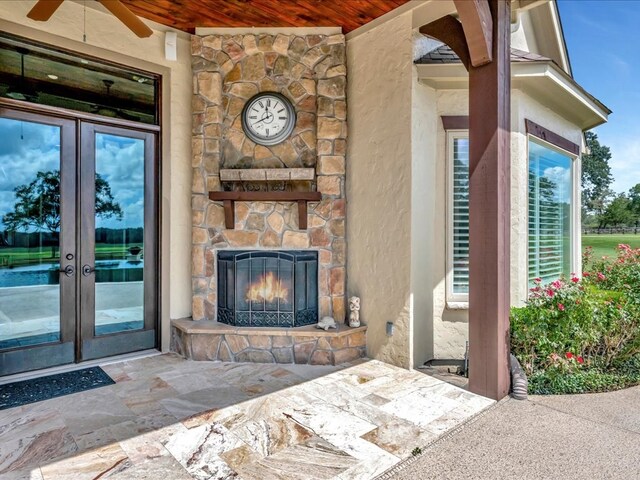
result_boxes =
[172,319,366,365]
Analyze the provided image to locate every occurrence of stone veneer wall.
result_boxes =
[191,33,348,324]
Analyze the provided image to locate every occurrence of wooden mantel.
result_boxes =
[208,191,322,230]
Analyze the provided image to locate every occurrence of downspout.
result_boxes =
[510,353,528,400]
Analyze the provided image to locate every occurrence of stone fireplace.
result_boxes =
[172,31,366,365]
[217,250,318,328]
[190,31,348,322]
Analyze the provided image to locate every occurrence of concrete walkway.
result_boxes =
[381,386,640,480]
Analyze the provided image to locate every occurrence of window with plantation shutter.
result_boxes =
[447,133,469,302]
[528,139,573,284]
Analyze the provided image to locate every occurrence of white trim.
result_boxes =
[547,0,572,76]
[513,62,609,124]
[525,135,579,285]
[195,27,341,35]
[446,130,470,304]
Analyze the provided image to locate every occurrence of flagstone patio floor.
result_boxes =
[0,353,494,480]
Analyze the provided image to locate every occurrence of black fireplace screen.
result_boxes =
[217,250,318,327]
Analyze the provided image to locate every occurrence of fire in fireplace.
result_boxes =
[217,250,318,327]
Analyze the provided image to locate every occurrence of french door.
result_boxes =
[0,109,158,376]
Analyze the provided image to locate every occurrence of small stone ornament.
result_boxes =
[316,316,337,331]
[348,296,361,328]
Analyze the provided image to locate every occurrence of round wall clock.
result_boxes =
[241,92,296,146]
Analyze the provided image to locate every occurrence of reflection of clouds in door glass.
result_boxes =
[95,134,144,229]
[0,118,60,228]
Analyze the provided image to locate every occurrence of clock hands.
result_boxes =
[251,111,274,127]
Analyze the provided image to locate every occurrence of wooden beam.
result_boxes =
[419,16,471,71]
[223,199,235,229]
[453,0,493,67]
[297,200,308,230]
[525,119,580,156]
[467,0,511,400]
[441,115,469,130]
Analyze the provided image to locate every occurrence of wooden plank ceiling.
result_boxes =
[120,0,411,34]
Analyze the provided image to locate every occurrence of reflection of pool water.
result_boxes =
[0,260,143,288]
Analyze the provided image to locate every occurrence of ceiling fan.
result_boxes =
[27,0,153,38]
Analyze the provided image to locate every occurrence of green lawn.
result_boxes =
[0,244,143,268]
[582,234,640,260]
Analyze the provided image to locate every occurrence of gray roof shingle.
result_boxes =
[415,44,552,64]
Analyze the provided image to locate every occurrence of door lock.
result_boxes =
[59,265,75,277]
[82,265,96,276]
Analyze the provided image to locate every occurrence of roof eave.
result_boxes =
[416,60,610,130]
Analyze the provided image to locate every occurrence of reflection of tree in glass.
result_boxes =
[538,175,557,203]
[2,170,122,257]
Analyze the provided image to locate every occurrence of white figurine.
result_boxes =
[348,296,361,328]
[316,316,337,331]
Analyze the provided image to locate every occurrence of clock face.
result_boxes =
[241,92,296,146]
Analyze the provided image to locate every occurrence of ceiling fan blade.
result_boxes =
[97,0,153,38]
[27,0,65,21]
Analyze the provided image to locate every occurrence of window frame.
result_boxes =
[526,134,580,285]
[446,130,470,305]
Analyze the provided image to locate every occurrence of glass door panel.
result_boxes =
[80,124,156,361]
[0,110,76,375]
[94,133,145,336]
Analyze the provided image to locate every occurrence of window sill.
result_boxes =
[446,301,469,311]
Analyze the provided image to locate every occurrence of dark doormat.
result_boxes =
[0,366,115,410]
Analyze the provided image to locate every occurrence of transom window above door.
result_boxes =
[0,32,159,125]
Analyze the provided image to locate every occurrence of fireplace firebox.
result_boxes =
[217,250,318,327]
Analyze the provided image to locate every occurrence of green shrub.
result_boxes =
[510,244,640,394]
[529,368,640,395]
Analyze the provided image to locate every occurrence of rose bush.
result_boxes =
[510,244,640,394]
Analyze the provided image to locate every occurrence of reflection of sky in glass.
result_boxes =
[528,140,572,204]
[95,134,144,229]
[0,118,60,230]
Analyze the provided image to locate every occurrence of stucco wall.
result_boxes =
[411,72,438,366]
[432,89,470,359]
[0,1,193,351]
[346,12,414,368]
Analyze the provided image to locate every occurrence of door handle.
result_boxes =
[82,265,96,276]
[59,265,75,277]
